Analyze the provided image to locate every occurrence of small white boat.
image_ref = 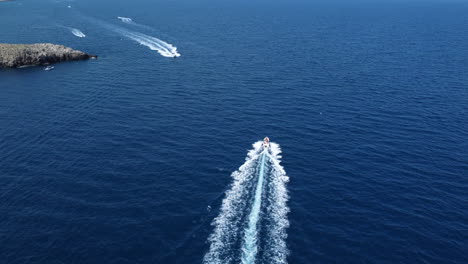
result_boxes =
[44,66,54,71]
[263,137,270,149]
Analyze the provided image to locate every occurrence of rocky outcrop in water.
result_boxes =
[0,43,97,68]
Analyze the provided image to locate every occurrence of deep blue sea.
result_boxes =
[1,0,467,263]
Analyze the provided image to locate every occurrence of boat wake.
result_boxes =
[70,28,86,38]
[117,16,133,24]
[114,28,180,58]
[116,16,158,32]
[88,17,180,58]
[204,141,289,264]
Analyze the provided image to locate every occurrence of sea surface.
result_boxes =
[1,0,467,263]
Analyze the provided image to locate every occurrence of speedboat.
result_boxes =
[263,137,270,149]
[44,66,54,71]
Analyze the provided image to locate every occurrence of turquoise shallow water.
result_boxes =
[1,0,467,263]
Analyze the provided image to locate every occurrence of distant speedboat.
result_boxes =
[44,66,54,71]
[263,137,270,149]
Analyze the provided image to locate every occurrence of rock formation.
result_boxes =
[0,43,97,68]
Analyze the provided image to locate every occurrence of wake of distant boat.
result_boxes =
[116,16,158,32]
[70,28,86,38]
[204,141,289,264]
[117,16,133,24]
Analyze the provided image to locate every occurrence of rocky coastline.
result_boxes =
[0,43,97,68]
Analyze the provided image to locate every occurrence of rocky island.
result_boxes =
[0,43,97,68]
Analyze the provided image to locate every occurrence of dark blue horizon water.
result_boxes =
[1,0,468,263]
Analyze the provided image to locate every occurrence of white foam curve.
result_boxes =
[89,17,180,58]
[115,28,180,58]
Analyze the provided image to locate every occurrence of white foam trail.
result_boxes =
[241,151,267,264]
[263,143,290,264]
[117,16,133,23]
[70,28,86,38]
[204,142,263,264]
[204,141,289,264]
[115,29,180,58]
[116,16,158,32]
[89,17,180,58]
